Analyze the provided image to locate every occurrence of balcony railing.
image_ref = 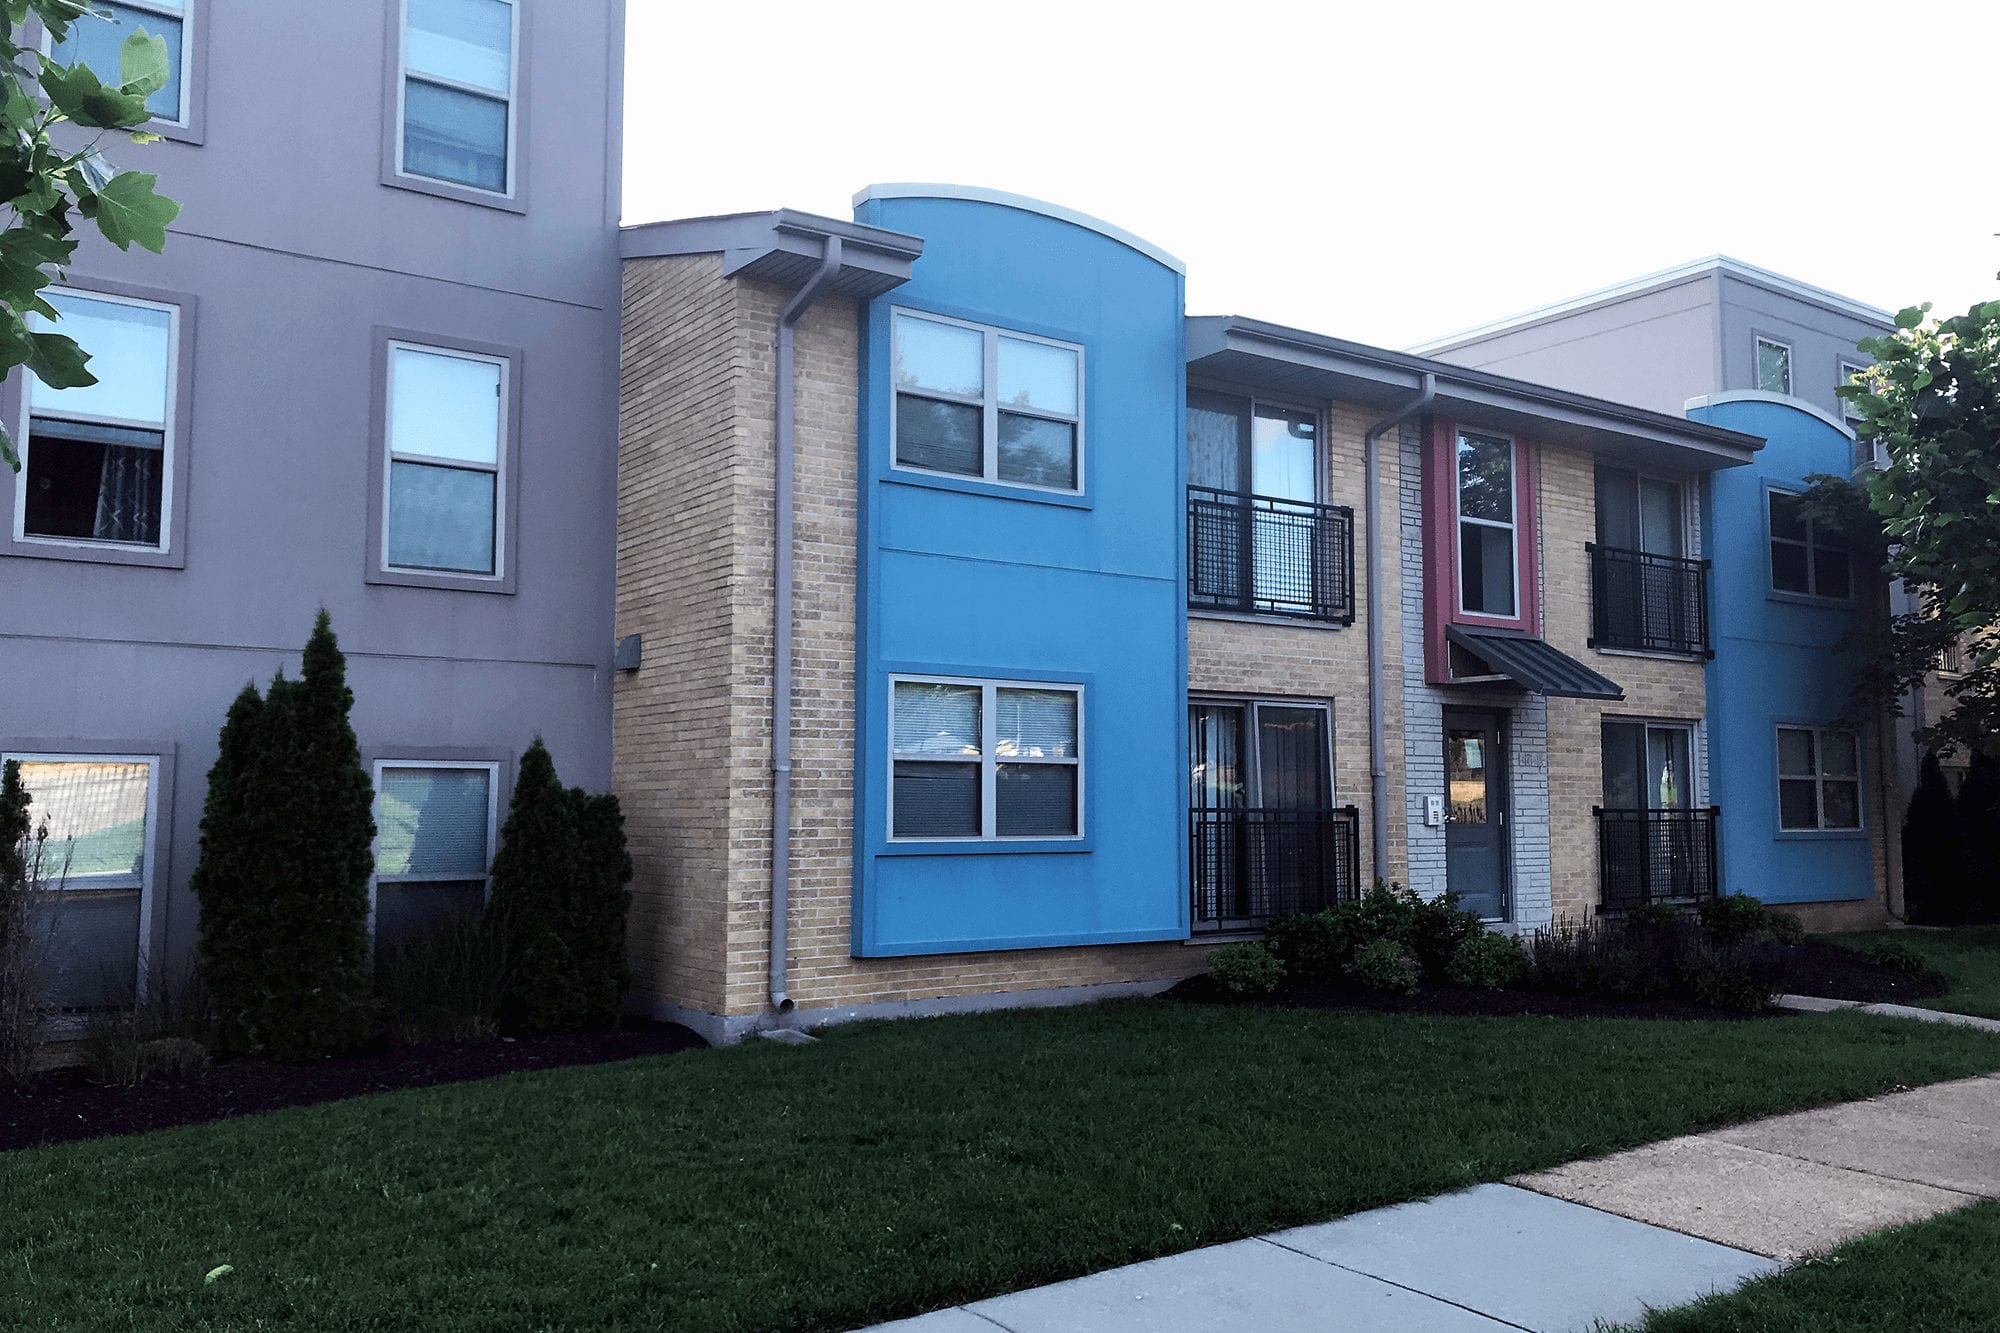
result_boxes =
[1188,486,1355,624]
[1190,806,1362,931]
[1594,806,1721,913]
[1588,544,1711,657]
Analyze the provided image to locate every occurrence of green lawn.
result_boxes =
[1836,926,2000,1020]
[1625,1200,2000,1331]
[4,1002,1999,1332]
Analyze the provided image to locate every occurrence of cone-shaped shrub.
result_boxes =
[1903,754,1972,925]
[1957,751,2000,923]
[193,612,375,1059]
[568,787,633,1028]
[486,739,631,1034]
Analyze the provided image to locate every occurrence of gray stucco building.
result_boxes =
[1410,256,1894,432]
[1,0,625,1007]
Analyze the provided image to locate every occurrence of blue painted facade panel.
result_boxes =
[1692,397,1874,903]
[851,195,1188,956]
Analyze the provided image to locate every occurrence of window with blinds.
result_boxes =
[890,678,1082,841]
[372,762,496,946]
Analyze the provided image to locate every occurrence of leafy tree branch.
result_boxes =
[0,0,181,470]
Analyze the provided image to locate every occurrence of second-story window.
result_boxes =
[399,0,517,196]
[1185,389,1351,623]
[1768,491,1850,600]
[50,0,189,126]
[20,290,176,550]
[1756,337,1793,395]
[383,342,506,576]
[1455,431,1516,617]
[890,311,1083,493]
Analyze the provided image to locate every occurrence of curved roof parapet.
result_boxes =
[1684,390,1857,441]
[853,182,1186,275]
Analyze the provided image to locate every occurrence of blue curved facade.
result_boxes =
[1690,395,1878,906]
[849,191,1190,955]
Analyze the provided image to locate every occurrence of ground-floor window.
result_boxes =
[1776,726,1862,831]
[888,677,1083,842]
[370,761,499,947]
[1189,698,1355,928]
[1596,720,1715,909]
[2,753,158,1011]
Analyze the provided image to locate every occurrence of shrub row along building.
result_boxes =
[2,2,1904,1040]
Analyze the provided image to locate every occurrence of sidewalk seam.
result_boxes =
[1252,1234,1534,1331]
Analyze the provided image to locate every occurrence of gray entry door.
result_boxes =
[1444,710,1509,920]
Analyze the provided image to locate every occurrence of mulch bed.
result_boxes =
[1167,973,1784,1021]
[1,1020,705,1154]
[1775,940,1951,1004]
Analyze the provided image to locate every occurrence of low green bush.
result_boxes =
[1348,937,1421,995]
[1700,892,1804,946]
[1410,891,1484,980]
[1209,941,1283,996]
[1263,910,1353,983]
[1868,939,1934,978]
[1446,930,1527,990]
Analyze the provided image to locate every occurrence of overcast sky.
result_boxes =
[623,1,2000,349]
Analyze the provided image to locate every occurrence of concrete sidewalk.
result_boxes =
[860,1073,2000,1333]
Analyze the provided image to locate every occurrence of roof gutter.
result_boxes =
[769,235,843,1015]
[1363,372,1434,884]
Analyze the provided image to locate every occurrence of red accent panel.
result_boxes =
[1423,417,1542,685]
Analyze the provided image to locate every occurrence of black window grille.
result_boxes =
[1594,806,1721,912]
[1589,544,1711,656]
[1190,806,1361,930]
[1187,486,1355,624]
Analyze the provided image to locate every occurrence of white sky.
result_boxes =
[624,0,2000,350]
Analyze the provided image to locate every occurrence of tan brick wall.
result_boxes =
[1537,445,1710,922]
[617,262,1220,1024]
[615,254,742,1016]
[1186,402,1406,888]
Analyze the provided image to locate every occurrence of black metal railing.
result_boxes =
[1594,806,1721,912]
[1588,544,1711,656]
[1188,486,1355,624]
[1191,806,1362,930]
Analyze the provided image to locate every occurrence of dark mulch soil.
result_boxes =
[0,1019,704,1154]
[1776,940,1951,1004]
[1167,973,1783,1021]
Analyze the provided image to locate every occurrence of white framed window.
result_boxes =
[370,760,499,944]
[1767,490,1851,600]
[382,341,507,577]
[1755,336,1793,395]
[1454,430,1518,618]
[396,0,518,197]
[1838,358,1870,423]
[889,677,1083,841]
[2,752,160,1011]
[47,0,191,127]
[890,309,1084,493]
[1776,726,1861,832]
[16,289,178,551]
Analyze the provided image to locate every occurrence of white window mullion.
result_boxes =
[981,333,1000,484]
[980,684,999,837]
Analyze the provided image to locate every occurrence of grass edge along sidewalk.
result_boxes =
[1621,1198,2000,1332]
[4,1000,1999,1332]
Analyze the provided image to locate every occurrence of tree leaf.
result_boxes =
[38,55,150,129]
[116,27,168,99]
[26,328,92,389]
[91,169,178,251]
